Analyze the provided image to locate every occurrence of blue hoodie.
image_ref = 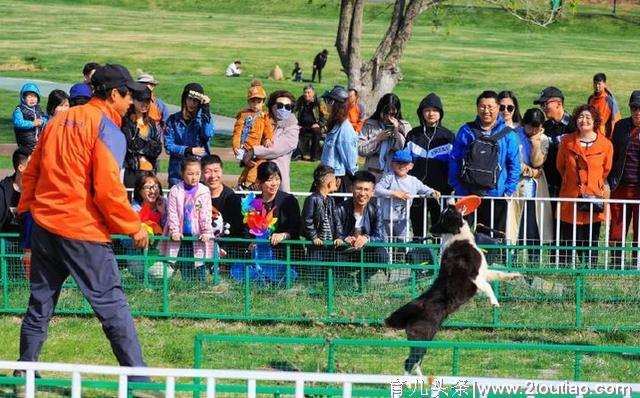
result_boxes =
[448,114,521,197]
[13,83,48,153]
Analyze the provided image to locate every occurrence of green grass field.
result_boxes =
[1,0,640,140]
[1,0,639,384]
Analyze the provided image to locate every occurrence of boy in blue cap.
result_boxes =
[375,148,440,240]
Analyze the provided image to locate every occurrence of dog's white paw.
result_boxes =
[491,300,500,307]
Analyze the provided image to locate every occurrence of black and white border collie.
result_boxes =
[385,199,521,375]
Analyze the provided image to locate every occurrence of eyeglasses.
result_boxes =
[499,105,515,113]
[142,185,159,192]
[275,102,293,111]
[631,105,640,112]
[478,105,497,111]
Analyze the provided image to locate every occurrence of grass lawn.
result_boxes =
[1,0,639,134]
[0,315,638,384]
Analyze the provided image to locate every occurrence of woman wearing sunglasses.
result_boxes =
[250,90,300,192]
[498,91,523,129]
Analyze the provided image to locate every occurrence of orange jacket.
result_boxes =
[17,97,141,242]
[348,102,365,132]
[556,133,613,224]
[588,90,621,138]
[232,109,273,150]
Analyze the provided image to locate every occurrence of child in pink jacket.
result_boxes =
[160,158,213,282]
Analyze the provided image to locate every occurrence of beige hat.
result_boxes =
[137,73,158,85]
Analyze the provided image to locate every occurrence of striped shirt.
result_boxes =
[622,128,640,187]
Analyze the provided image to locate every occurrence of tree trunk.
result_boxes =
[336,0,438,114]
[335,0,562,115]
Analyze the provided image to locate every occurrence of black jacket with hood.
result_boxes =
[405,93,454,194]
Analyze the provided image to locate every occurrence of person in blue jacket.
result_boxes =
[13,83,48,154]
[449,90,520,233]
[164,83,215,186]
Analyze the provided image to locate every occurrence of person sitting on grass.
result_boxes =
[160,157,213,283]
[375,148,440,242]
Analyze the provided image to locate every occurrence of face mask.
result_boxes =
[276,108,292,120]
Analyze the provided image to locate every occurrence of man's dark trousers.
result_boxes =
[19,223,149,382]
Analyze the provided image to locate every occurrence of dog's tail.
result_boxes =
[385,300,423,329]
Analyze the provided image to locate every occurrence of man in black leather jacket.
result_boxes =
[333,171,387,279]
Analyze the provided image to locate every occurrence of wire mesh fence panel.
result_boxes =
[3,235,640,331]
[581,273,640,330]
[578,352,640,383]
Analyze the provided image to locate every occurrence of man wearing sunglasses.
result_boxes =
[534,86,572,198]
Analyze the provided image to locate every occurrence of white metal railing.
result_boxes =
[1,361,637,398]
[52,189,640,269]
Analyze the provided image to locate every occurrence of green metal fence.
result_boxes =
[193,335,640,384]
[1,234,639,331]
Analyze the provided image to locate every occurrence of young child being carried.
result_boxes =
[13,83,48,154]
[232,79,273,189]
[161,157,213,283]
[375,148,441,241]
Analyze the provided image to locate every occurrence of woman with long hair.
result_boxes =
[359,93,411,181]
[121,87,163,188]
[320,86,358,195]
[498,90,522,129]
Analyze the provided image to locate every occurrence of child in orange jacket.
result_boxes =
[232,80,273,188]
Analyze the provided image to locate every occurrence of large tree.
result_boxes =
[336,0,562,110]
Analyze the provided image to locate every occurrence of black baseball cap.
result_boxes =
[533,86,564,105]
[91,64,146,92]
[132,87,152,101]
[629,91,640,107]
[328,85,348,103]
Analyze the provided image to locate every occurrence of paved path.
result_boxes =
[0,76,236,135]
[0,77,240,184]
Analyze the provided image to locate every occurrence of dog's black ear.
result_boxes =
[431,205,464,235]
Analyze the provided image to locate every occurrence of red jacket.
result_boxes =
[18,97,141,242]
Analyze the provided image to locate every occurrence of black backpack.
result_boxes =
[460,123,513,195]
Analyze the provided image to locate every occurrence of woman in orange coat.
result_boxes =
[557,104,613,265]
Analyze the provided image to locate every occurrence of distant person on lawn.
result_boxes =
[311,49,328,83]
[15,64,153,384]
[225,60,242,77]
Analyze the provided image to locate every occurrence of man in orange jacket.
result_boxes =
[588,73,621,138]
[15,64,153,384]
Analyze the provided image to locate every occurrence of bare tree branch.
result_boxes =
[482,0,560,27]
